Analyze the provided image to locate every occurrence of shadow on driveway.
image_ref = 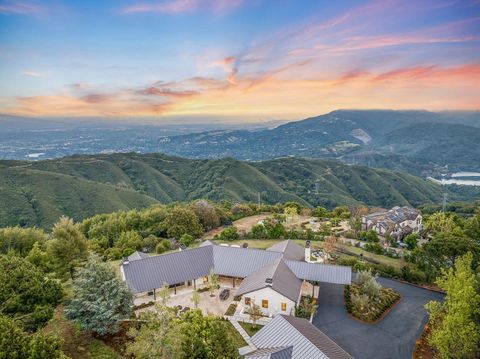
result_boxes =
[312,278,444,359]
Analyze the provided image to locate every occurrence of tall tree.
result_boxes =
[48,216,88,279]
[179,310,237,359]
[127,305,180,359]
[0,255,62,331]
[0,315,66,359]
[425,253,480,359]
[162,207,203,239]
[65,256,133,335]
[208,269,218,297]
[0,227,47,257]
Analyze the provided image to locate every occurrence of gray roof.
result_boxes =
[285,261,351,285]
[122,246,214,293]
[236,258,303,302]
[212,245,282,278]
[267,240,305,261]
[127,251,150,261]
[122,242,351,293]
[249,315,353,359]
[246,346,293,359]
[199,240,215,247]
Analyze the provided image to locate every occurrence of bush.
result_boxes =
[179,234,194,247]
[225,303,237,316]
[218,227,240,241]
[156,239,172,254]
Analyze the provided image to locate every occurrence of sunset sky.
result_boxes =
[0,0,479,122]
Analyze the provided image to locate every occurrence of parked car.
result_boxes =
[219,288,230,301]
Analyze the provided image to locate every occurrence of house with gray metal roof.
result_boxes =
[245,315,353,359]
[120,239,351,316]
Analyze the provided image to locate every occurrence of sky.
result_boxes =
[0,0,479,122]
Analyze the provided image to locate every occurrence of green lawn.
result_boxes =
[337,244,406,269]
[239,321,264,336]
[224,320,247,348]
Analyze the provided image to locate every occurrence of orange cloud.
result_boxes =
[5,63,479,119]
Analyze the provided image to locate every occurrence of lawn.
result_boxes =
[337,244,406,269]
[224,320,248,348]
[239,321,264,336]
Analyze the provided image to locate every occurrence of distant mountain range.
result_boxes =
[1,110,478,178]
[154,110,480,176]
[2,152,479,229]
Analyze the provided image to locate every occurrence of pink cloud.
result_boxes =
[0,1,45,16]
[119,0,243,15]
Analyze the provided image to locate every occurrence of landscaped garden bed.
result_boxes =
[225,302,238,316]
[345,270,400,322]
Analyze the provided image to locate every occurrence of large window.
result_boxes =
[281,302,287,311]
[262,299,269,308]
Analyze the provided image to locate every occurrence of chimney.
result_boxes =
[305,240,311,263]
[265,278,273,286]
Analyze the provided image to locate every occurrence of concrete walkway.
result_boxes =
[313,278,444,359]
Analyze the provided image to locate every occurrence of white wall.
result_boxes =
[243,287,296,316]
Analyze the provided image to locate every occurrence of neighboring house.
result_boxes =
[361,206,422,240]
[120,239,351,317]
[245,314,353,359]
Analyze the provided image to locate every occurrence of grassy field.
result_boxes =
[337,244,406,269]
[239,321,264,336]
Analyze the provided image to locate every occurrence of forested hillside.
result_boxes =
[0,153,456,228]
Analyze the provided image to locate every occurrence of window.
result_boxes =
[281,302,287,311]
[245,297,251,305]
[262,299,269,308]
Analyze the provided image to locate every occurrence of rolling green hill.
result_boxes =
[0,153,456,229]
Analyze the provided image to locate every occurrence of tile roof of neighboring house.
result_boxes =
[127,251,150,261]
[284,260,352,285]
[248,315,353,359]
[122,240,352,293]
[267,240,306,261]
[235,258,303,302]
[246,346,294,359]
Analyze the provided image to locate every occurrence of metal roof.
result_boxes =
[122,246,214,293]
[122,242,352,293]
[246,346,293,359]
[212,245,282,278]
[267,240,305,261]
[285,261,351,285]
[127,251,150,261]
[236,258,303,302]
[249,315,353,359]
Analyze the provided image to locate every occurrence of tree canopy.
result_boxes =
[0,255,62,331]
[425,253,480,359]
[65,256,133,335]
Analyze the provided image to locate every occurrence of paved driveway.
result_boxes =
[312,278,444,359]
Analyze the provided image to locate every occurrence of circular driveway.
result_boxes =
[312,278,444,359]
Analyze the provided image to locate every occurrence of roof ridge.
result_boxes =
[127,244,212,263]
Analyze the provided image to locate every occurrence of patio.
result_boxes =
[135,280,241,317]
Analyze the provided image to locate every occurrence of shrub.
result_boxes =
[156,239,172,254]
[179,234,194,247]
[218,227,240,241]
[225,303,237,316]
[351,293,369,314]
